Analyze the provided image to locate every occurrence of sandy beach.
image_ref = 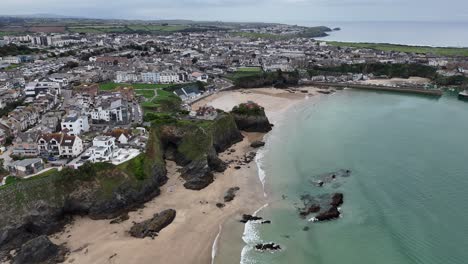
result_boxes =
[51,87,319,264]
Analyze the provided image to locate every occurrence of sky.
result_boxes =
[1,0,468,24]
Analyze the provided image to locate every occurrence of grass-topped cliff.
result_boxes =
[326,41,468,57]
[0,93,245,260]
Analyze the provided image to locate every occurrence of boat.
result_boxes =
[458,90,468,101]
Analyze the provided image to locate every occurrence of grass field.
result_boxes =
[134,89,156,99]
[237,67,262,72]
[225,67,264,80]
[327,41,468,57]
[67,24,188,34]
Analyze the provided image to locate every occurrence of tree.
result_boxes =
[192,57,198,64]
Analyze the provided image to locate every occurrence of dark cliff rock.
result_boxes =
[232,114,272,132]
[13,236,67,264]
[231,103,272,133]
[250,141,265,148]
[180,158,214,190]
[129,209,176,238]
[0,130,168,258]
[159,113,242,190]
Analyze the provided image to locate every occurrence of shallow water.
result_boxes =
[223,90,468,264]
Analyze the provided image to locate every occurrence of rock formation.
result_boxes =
[224,187,240,202]
[129,209,176,239]
[13,236,68,264]
[231,103,273,132]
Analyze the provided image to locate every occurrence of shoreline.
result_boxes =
[50,87,321,264]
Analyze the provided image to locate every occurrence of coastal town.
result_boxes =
[1,17,468,264]
[1,20,467,181]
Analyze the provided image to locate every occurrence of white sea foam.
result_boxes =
[240,203,269,264]
[211,224,222,264]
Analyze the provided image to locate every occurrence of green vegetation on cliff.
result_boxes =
[327,41,468,57]
[232,26,331,40]
[310,63,437,79]
[309,63,468,86]
[227,69,300,88]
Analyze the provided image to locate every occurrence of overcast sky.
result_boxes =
[1,0,468,24]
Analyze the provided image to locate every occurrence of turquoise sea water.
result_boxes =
[237,90,468,264]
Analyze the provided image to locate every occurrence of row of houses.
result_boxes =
[116,70,208,84]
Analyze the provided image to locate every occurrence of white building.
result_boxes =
[116,71,139,83]
[83,136,116,162]
[191,72,208,82]
[59,135,83,158]
[159,71,179,83]
[89,99,128,123]
[61,115,90,136]
[0,56,21,64]
[141,72,160,83]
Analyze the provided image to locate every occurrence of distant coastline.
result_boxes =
[308,20,468,47]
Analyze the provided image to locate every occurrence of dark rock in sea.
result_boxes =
[303,226,310,231]
[333,27,341,31]
[240,214,263,223]
[13,235,67,264]
[299,204,321,218]
[315,206,340,222]
[224,187,240,202]
[110,213,130,224]
[129,209,176,238]
[216,203,225,208]
[255,242,281,252]
[250,141,265,148]
[261,220,271,224]
[331,193,344,207]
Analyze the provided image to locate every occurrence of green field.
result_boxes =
[134,89,156,99]
[67,24,188,34]
[226,67,264,80]
[237,67,262,72]
[327,41,468,57]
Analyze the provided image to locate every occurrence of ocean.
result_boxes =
[218,90,468,264]
[293,21,468,47]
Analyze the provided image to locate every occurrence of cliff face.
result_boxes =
[231,104,273,133]
[0,113,243,260]
[232,114,272,132]
[159,112,242,190]
[0,129,167,261]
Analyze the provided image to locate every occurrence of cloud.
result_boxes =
[1,0,467,22]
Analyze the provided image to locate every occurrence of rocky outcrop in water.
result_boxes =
[313,193,344,222]
[240,214,263,223]
[255,242,281,252]
[129,209,176,239]
[13,236,68,264]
